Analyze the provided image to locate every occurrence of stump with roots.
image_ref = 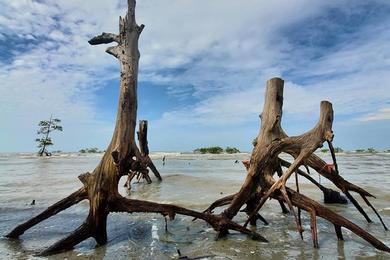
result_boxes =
[204,77,389,252]
[5,0,265,256]
[5,0,389,256]
[123,120,162,189]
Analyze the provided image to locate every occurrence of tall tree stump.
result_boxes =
[205,78,389,252]
[5,0,264,255]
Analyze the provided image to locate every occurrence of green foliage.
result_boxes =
[79,147,101,153]
[334,147,344,153]
[194,146,240,154]
[225,146,240,154]
[194,146,224,154]
[320,148,329,153]
[355,148,377,153]
[35,116,62,155]
[35,137,53,148]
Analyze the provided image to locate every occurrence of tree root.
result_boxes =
[38,223,92,256]
[279,158,347,204]
[124,120,162,189]
[209,78,389,253]
[272,187,390,252]
[302,153,387,229]
[110,196,267,242]
[6,188,87,238]
[7,191,267,256]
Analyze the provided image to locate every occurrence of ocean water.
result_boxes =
[0,152,389,259]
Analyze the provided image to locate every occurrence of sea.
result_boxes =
[0,152,389,259]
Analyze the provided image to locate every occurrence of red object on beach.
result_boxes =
[322,163,335,173]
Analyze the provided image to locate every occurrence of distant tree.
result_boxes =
[367,147,376,153]
[225,146,240,154]
[35,115,63,156]
[334,147,344,153]
[355,149,365,153]
[194,146,223,154]
[320,148,329,153]
[209,147,223,154]
[79,147,101,153]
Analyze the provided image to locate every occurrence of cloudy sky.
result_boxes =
[0,0,389,152]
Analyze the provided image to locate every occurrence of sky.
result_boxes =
[0,0,389,152]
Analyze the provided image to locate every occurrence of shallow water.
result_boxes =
[0,152,389,259]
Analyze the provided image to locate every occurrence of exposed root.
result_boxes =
[295,172,302,229]
[110,196,268,242]
[203,194,236,214]
[345,191,372,223]
[280,185,304,238]
[124,120,162,189]
[334,224,344,241]
[38,223,91,256]
[309,209,319,248]
[361,194,388,231]
[212,78,389,253]
[273,188,390,252]
[6,188,87,238]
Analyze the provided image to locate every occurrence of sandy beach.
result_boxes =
[0,152,389,259]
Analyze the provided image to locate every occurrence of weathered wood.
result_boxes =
[6,188,87,238]
[137,120,162,181]
[124,120,162,189]
[6,1,263,255]
[207,77,389,252]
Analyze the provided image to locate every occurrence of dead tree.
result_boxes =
[205,78,389,252]
[123,120,162,189]
[5,0,264,255]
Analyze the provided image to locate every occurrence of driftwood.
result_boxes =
[205,78,389,252]
[123,120,162,189]
[5,0,389,256]
[5,0,264,255]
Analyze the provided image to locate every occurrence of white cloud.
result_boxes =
[0,0,389,151]
[137,0,390,126]
[0,0,123,151]
[359,108,390,121]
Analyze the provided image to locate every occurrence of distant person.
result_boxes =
[234,160,239,164]
[162,156,166,166]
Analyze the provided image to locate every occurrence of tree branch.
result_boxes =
[88,32,119,45]
[106,46,121,58]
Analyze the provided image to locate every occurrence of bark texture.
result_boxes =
[205,78,389,252]
[5,1,263,255]
[5,1,388,256]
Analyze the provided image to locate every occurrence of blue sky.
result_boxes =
[0,0,389,152]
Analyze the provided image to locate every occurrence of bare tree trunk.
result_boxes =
[6,1,263,255]
[206,78,389,252]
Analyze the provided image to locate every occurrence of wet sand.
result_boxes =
[0,152,389,259]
